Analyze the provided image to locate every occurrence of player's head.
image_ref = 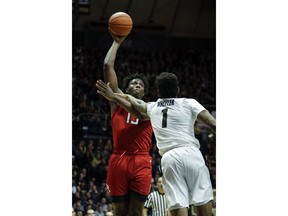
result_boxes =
[156,72,180,98]
[122,73,149,99]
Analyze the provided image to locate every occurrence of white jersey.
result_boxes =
[147,98,205,156]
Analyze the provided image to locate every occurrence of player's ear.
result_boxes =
[177,86,180,95]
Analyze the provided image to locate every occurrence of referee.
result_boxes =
[143,176,170,216]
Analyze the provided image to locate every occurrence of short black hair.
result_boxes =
[122,73,149,94]
[156,72,179,98]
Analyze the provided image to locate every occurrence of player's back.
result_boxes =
[147,98,205,156]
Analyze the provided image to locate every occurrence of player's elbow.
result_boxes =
[103,62,112,71]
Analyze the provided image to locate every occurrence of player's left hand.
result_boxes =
[96,80,115,101]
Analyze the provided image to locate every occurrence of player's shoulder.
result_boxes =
[179,97,200,105]
[147,101,157,109]
[147,101,156,105]
[174,97,197,105]
[177,97,196,101]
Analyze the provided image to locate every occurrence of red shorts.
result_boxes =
[107,152,152,197]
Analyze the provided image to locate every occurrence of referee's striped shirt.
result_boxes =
[144,190,167,216]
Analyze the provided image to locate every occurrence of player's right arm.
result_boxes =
[103,34,127,112]
[103,34,126,93]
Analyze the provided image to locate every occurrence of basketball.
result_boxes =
[108,12,133,36]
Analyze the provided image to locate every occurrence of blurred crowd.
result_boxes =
[72,44,216,215]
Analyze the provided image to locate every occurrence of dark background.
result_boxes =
[72,0,216,49]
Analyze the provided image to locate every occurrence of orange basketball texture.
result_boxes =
[108,12,133,36]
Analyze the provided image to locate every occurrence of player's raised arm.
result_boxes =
[103,34,127,93]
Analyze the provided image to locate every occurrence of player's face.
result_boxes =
[126,78,145,99]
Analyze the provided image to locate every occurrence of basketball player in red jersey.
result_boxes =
[102,33,153,216]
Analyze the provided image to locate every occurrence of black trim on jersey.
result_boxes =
[110,194,129,203]
[129,189,148,202]
[110,190,148,203]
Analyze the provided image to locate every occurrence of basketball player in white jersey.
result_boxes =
[96,72,216,216]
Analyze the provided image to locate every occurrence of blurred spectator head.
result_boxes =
[86,209,94,216]
[106,211,113,216]
[107,203,113,211]
[101,197,106,204]
[76,211,83,216]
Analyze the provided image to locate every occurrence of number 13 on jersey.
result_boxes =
[126,113,139,125]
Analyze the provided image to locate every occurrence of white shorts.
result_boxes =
[161,146,213,210]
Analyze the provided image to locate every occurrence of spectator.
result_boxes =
[73,140,87,168]
[106,203,113,212]
[95,204,105,216]
[86,209,95,216]
[76,210,84,216]
[74,199,85,213]
[100,197,108,212]
[90,184,100,203]
[105,211,113,216]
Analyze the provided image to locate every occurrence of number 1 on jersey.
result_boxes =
[162,108,168,128]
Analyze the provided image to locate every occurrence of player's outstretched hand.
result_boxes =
[109,32,127,44]
[96,80,115,101]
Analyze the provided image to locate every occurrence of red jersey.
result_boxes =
[111,105,153,153]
